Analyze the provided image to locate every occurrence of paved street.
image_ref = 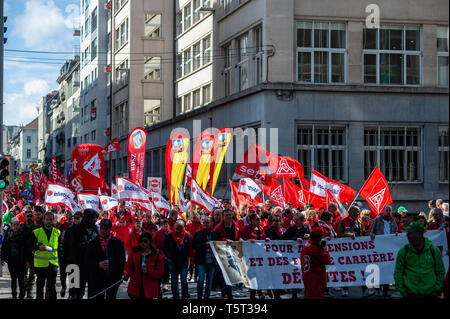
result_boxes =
[0,265,404,300]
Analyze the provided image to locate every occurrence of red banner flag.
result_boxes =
[127,127,147,186]
[283,178,308,209]
[165,133,189,204]
[267,155,304,179]
[104,138,122,155]
[49,157,58,183]
[268,179,286,207]
[359,167,392,216]
[192,130,214,190]
[310,170,356,205]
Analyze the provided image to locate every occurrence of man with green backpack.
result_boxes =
[394,221,446,298]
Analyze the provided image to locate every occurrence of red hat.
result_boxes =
[311,227,323,237]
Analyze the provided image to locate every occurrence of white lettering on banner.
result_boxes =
[238,165,267,183]
[210,230,449,290]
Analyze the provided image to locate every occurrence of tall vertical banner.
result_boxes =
[165,133,190,204]
[127,127,148,186]
[210,127,232,196]
[192,130,214,191]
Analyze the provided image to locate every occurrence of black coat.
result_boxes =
[281,224,311,241]
[192,229,220,265]
[0,228,27,265]
[264,227,283,240]
[162,232,191,266]
[63,223,99,266]
[86,235,126,290]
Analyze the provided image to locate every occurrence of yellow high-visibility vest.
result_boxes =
[33,227,60,268]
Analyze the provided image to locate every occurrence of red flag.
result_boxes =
[325,189,348,218]
[268,179,286,207]
[104,138,122,154]
[359,167,392,216]
[49,157,58,183]
[310,170,356,205]
[267,154,304,179]
[127,127,147,186]
[185,163,193,187]
[283,178,308,209]
[230,179,262,210]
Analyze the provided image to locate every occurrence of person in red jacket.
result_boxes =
[211,208,223,229]
[125,217,143,257]
[300,227,332,299]
[237,208,256,238]
[282,209,294,230]
[110,200,134,245]
[142,213,158,235]
[185,213,203,282]
[153,218,170,294]
[123,232,165,299]
[427,208,445,230]
[168,210,179,232]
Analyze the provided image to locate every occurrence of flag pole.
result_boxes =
[346,166,377,214]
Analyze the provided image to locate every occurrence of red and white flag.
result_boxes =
[267,155,304,179]
[178,188,187,213]
[111,182,118,199]
[99,195,118,212]
[104,138,122,155]
[49,157,58,183]
[77,193,99,211]
[191,179,219,214]
[116,177,150,203]
[359,167,392,216]
[185,163,193,187]
[325,189,348,217]
[310,170,356,205]
[127,127,147,186]
[238,178,262,200]
[268,179,286,207]
[45,183,76,211]
[151,192,171,212]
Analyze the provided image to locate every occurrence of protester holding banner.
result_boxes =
[311,211,337,239]
[192,216,220,299]
[394,221,445,298]
[265,214,284,240]
[163,220,191,299]
[281,212,311,242]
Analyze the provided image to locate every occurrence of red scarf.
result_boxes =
[273,226,283,238]
[100,234,112,253]
[171,229,186,246]
[382,214,392,221]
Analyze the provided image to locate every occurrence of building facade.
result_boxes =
[137,0,448,212]
[10,118,38,171]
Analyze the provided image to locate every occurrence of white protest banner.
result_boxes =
[147,177,162,194]
[151,192,171,212]
[45,183,76,210]
[77,193,99,211]
[116,176,150,203]
[99,195,118,212]
[191,179,219,214]
[210,230,449,290]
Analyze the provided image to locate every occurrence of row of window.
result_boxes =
[177,34,212,79]
[176,0,211,36]
[296,125,449,183]
[81,38,97,67]
[177,83,212,114]
[81,6,97,40]
[296,22,449,87]
[80,99,97,124]
[81,67,98,93]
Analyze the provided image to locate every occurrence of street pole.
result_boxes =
[0,0,4,278]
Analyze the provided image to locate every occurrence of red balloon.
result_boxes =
[70,144,105,192]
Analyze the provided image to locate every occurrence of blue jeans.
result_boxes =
[168,261,189,299]
[197,263,216,299]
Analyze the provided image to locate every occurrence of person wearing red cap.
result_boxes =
[300,227,331,299]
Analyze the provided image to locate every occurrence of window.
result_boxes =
[83,47,90,67]
[238,34,249,90]
[67,138,71,148]
[118,102,128,137]
[439,127,449,182]
[176,11,183,36]
[297,21,346,84]
[184,4,192,31]
[144,56,161,80]
[84,133,89,143]
[193,42,202,70]
[27,149,31,159]
[84,15,90,37]
[145,14,161,38]
[223,44,232,96]
[144,99,161,126]
[184,48,192,76]
[193,0,201,24]
[364,127,422,182]
[202,35,211,64]
[27,136,31,143]
[363,25,421,85]
[223,0,232,14]
[176,54,183,79]
[202,84,211,105]
[115,0,127,13]
[116,19,128,50]
[176,97,182,115]
[115,59,128,83]
[91,99,96,121]
[255,26,263,84]
[297,125,347,181]
[183,93,192,112]
[437,26,449,87]
[91,38,97,60]
[193,89,201,108]
[91,130,96,141]
[91,7,97,32]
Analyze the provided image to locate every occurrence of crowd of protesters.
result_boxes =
[0,190,448,300]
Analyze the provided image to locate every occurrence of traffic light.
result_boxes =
[0,156,13,191]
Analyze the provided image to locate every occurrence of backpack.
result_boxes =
[402,244,437,276]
